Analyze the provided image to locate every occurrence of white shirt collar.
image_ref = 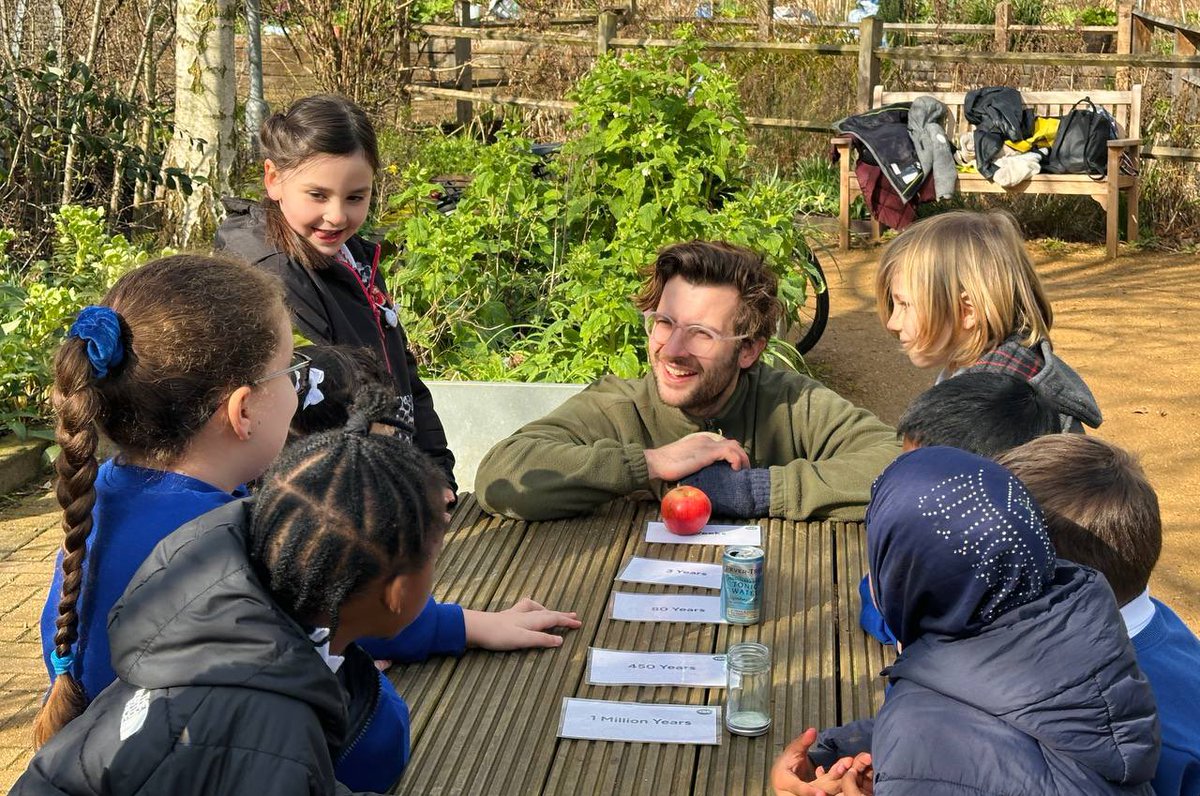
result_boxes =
[1119,588,1155,638]
[308,627,345,673]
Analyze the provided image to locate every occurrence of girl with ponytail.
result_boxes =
[214,94,458,507]
[36,254,299,746]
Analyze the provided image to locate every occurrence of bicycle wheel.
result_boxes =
[789,248,830,355]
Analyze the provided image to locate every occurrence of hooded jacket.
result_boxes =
[962,335,1103,432]
[215,198,456,490]
[907,96,957,199]
[876,565,1160,795]
[14,501,380,796]
[862,448,1160,796]
[964,86,1036,179]
[835,103,925,202]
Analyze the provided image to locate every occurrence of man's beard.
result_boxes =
[651,345,741,417]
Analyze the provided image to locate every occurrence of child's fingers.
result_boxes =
[525,610,583,631]
[511,597,546,612]
[519,628,568,649]
[841,770,864,796]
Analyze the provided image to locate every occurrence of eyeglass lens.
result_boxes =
[645,313,721,356]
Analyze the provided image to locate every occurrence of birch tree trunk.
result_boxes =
[161,0,235,247]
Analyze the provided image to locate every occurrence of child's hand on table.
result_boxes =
[771,728,872,796]
[464,598,582,651]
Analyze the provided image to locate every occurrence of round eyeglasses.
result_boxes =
[642,310,749,357]
[251,350,313,396]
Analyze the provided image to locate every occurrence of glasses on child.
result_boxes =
[642,311,749,357]
[251,350,313,396]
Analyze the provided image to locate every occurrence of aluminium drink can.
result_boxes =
[721,546,764,625]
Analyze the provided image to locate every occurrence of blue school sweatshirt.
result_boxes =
[1133,600,1200,796]
[39,459,466,790]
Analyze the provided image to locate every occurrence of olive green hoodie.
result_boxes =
[475,363,901,521]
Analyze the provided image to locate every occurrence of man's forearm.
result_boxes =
[475,435,653,520]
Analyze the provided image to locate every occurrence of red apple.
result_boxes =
[661,486,712,536]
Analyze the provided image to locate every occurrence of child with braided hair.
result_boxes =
[36,254,298,749]
[16,400,464,795]
[35,259,578,792]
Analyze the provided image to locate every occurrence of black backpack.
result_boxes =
[1042,98,1118,178]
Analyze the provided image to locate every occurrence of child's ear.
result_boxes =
[263,159,283,201]
[959,293,978,331]
[382,574,411,614]
[224,385,256,441]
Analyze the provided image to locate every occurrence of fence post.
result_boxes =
[993,1,1010,53]
[1116,1,1133,88]
[454,0,474,128]
[597,10,618,56]
[758,0,775,39]
[856,16,882,113]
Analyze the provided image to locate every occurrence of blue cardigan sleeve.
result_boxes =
[356,596,466,662]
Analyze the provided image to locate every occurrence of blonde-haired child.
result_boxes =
[875,209,1101,431]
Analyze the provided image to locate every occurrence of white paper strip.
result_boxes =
[610,591,726,624]
[616,556,723,589]
[557,697,721,744]
[645,521,762,547]
[586,648,727,687]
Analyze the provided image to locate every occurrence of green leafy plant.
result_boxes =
[0,206,152,429]
[381,36,823,383]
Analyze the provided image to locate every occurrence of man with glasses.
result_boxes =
[475,241,901,521]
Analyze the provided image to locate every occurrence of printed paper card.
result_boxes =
[586,648,727,687]
[645,521,761,547]
[616,556,723,589]
[610,591,726,624]
[557,698,721,744]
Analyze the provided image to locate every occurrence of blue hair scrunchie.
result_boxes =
[69,305,125,379]
[50,648,76,676]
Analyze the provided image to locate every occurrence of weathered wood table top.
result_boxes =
[389,495,893,795]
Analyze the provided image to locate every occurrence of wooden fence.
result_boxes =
[406,0,1200,162]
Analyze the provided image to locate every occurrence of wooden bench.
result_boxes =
[833,85,1143,259]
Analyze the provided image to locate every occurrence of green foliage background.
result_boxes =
[382,39,821,383]
[0,207,153,435]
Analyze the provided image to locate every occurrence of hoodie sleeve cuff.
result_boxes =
[623,443,653,490]
[355,596,467,662]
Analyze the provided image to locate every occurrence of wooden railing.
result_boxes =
[410,1,1200,161]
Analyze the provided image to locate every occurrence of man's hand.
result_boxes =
[463,598,582,651]
[644,432,750,482]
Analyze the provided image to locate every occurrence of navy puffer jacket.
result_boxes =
[874,564,1160,795]
[864,448,1159,796]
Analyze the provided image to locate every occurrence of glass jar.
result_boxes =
[725,642,771,736]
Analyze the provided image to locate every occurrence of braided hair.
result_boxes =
[251,386,447,640]
[34,255,287,748]
[289,344,406,439]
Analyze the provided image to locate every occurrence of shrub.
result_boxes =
[382,38,822,382]
[1,52,190,265]
[0,207,152,432]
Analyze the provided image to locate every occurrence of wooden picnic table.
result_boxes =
[389,494,894,795]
